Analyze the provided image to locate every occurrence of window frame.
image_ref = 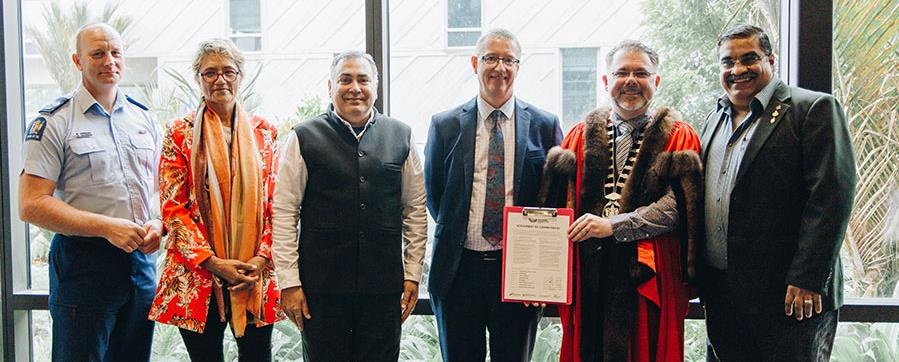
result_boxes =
[227,0,263,53]
[445,0,482,48]
[559,47,599,129]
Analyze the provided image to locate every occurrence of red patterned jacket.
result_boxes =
[148,113,283,332]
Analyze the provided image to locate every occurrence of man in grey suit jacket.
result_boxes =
[699,25,856,361]
[424,28,562,362]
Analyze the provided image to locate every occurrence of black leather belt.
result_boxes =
[463,248,502,261]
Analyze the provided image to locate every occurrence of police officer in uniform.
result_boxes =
[18,23,161,362]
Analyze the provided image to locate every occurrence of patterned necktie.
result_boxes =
[615,121,633,171]
[482,110,505,246]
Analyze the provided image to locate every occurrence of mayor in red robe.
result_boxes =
[539,104,702,361]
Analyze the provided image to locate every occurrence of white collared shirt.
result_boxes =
[465,96,516,251]
[271,106,428,289]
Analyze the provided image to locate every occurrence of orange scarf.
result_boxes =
[190,101,263,337]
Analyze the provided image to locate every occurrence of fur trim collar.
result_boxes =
[580,107,680,213]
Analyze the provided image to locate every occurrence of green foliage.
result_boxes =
[25,1,134,93]
[640,0,779,127]
[532,318,563,362]
[150,324,190,361]
[272,322,305,360]
[832,322,899,361]
[833,0,899,299]
[135,72,183,127]
[275,95,327,140]
[400,316,441,361]
[684,320,709,362]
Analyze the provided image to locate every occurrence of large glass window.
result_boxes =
[447,0,481,47]
[5,0,898,360]
[229,0,263,52]
[832,0,899,301]
[561,47,597,129]
[19,0,363,292]
[12,0,364,358]
[388,0,782,359]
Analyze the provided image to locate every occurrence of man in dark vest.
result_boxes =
[272,51,427,361]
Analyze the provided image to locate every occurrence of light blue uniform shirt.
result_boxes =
[23,85,160,225]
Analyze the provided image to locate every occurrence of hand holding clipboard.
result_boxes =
[501,206,574,305]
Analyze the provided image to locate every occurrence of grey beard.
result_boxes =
[613,95,651,113]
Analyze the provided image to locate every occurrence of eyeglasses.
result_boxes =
[610,70,655,79]
[481,55,520,67]
[198,69,240,82]
[720,53,767,69]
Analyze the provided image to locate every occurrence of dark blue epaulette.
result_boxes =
[126,95,149,111]
[38,96,72,115]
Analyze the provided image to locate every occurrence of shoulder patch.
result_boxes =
[25,117,47,141]
[125,95,149,111]
[38,96,72,115]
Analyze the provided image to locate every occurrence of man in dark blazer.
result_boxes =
[424,28,563,361]
[699,25,856,361]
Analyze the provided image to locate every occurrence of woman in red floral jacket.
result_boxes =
[149,38,283,361]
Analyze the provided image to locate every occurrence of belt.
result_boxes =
[462,248,502,261]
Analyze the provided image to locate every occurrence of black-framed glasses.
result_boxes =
[610,70,655,79]
[198,69,240,82]
[720,53,767,69]
[481,55,520,67]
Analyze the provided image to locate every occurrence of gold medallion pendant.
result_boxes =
[602,192,621,217]
[603,119,644,219]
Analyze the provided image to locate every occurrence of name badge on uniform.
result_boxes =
[75,131,93,138]
[25,117,47,141]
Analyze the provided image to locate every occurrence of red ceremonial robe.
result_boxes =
[539,107,702,362]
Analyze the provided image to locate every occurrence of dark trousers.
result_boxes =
[49,234,155,362]
[578,238,637,362]
[179,293,273,362]
[703,270,838,362]
[431,249,542,362]
[302,292,401,362]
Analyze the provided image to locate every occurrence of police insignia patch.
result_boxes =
[25,117,47,141]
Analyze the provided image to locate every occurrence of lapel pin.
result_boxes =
[769,104,782,123]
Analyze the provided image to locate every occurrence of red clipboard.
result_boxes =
[501,206,574,305]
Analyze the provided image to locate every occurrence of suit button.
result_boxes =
[360,176,366,183]
[359,232,365,238]
[358,151,365,157]
[360,203,366,210]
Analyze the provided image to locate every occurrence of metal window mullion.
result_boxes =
[366,0,389,115]
[2,0,35,358]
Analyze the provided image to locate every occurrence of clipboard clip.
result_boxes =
[521,207,558,217]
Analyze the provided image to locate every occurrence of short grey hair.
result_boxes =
[191,38,246,74]
[605,40,660,69]
[475,28,522,59]
[330,51,379,83]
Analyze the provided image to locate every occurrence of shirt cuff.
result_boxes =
[609,212,650,243]
[404,263,423,283]
[277,270,302,290]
